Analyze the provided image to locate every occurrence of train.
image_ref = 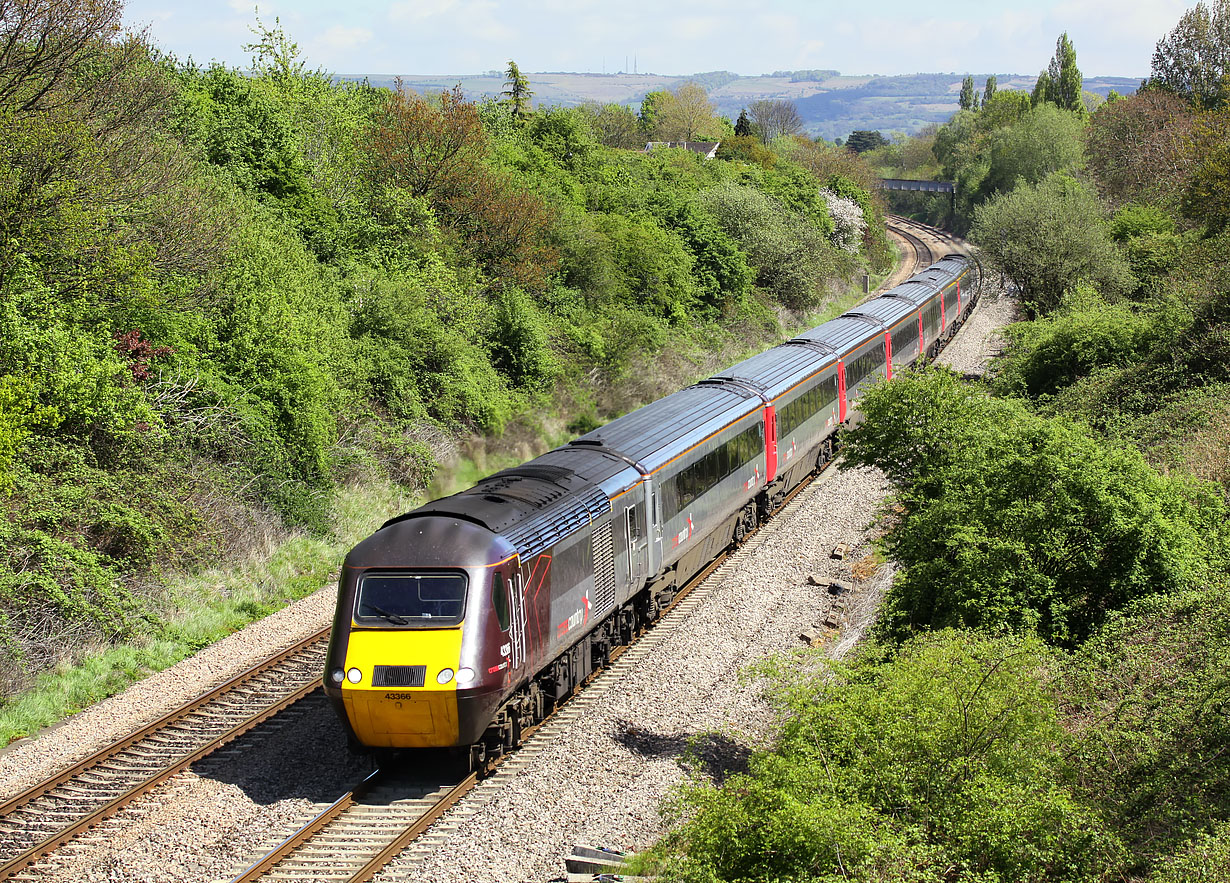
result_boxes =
[323,252,978,769]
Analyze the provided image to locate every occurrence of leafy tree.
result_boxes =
[501,59,533,120]
[1150,0,1230,107]
[1180,105,1230,232]
[582,101,641,148]
[368,82,486,199]
[698,181,833,309]
[959,74,978,110]
[747,98,802,143]
[971,172,1133,315]
[733,107,752,137]
[638,89,668,133]
[981,103,1086,195]
[0,0,133,118]
[1031,70,1051,106]
[654,82,718,141]
[1045,32,1085,113]
[978,88,1031,129]
[1085,88,1195,208]
[844,129,887,153]
[983,74,997,105]
[715,135,775,167]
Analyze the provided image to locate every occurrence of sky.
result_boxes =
[121,0,1197,79]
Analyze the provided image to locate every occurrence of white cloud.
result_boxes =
[389,0,459,23]
[313,25,374,52]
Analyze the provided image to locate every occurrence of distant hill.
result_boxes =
[339,69,1141,141]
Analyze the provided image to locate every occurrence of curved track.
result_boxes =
[0,628,331,880]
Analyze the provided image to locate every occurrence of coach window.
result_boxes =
[492,573,510,631]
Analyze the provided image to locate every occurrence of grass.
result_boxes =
[0,479,418,745]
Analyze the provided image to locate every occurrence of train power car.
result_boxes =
[323,254,976,768]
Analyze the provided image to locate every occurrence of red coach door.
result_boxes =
[837,362,848,423]
[884,331,894,381]
[763,403,778,482]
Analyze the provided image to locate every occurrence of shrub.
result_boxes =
[991,285,1174,398]
[698,182,834,310]
[841,368,1225,647]
[653,631,1121,882]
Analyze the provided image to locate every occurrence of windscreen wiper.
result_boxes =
[368,604,409,625]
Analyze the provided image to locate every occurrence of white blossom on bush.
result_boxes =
[821,189,866,254]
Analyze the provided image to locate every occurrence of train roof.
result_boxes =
[882,279,941,305]
[391,455,617,559]
[792,315,882,353]
[572,383,761,474]
[709,342,837,401]
[845,296,918,327]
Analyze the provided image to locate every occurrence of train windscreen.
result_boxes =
[355,572,468,627]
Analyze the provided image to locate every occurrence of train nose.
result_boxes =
[339,629,464,748]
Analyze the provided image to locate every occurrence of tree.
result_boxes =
[0,0,127,117]
[1045,33,1085,113]
[370,83,486,198]
[638,89,667,133]
[984,74,998,105]
[844,129,888,152]
[1031,70,1051,106]
[654,82,718,141]
[733,108,752,137]
[1180,106,1230,231]
[747,98,802,142]
[959,74,978,110]
[971,172,1133,315]
[501,59,533,119]
[584,102,641,148]
[981,103,1086,195]
[1151,0,1230,107]
[1085,88,1195,207]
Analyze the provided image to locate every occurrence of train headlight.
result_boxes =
[346,667,363,684]
[436,668,455,685]
[329,668,345,685]
[456,667,476,686]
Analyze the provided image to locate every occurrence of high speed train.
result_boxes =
[324,253,977,769]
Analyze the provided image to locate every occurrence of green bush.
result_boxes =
[1066,586,1230,867]
[653,631,1120,883]
[841,368,1225,647]
[991,285,1177,398]
[698,182,835,310]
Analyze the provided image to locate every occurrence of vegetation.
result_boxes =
[647,12,1230,882]
[0,2,891,716]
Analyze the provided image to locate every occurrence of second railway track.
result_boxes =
[0,628,332,881]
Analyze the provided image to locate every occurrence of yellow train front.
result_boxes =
[323,514,521,751]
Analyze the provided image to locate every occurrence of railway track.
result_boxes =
[226,470,819,883]
[0,627,331,881]
[885,214,935,280]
